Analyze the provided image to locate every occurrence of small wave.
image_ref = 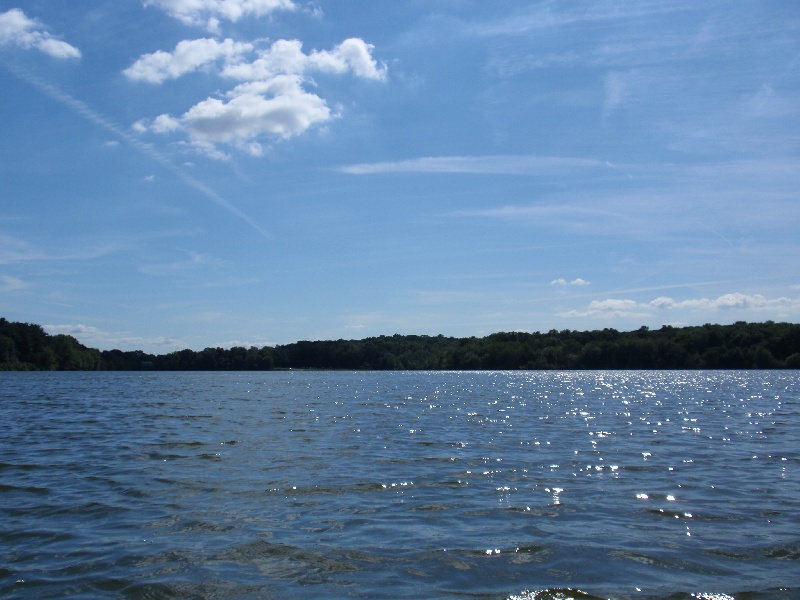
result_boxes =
[119,580,256,599]
[610,549,734,576]
[264,481,416,497]
[144,440,206,449]
[443,545,549,560]
[0,483,50,495]
[768,545,800,560]
[177,518,236,533]
[49,501,133,518]
[706,543,800,561]
[215,538,359,576]
[0,529,74,544]
[508,588,606,600]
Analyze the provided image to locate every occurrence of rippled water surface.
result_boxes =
[1,370,798,599]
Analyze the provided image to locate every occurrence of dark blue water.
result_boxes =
[0,371,797,599]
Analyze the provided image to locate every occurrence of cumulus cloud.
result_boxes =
[563,292,799,319]
[551,277,590,286]
[151,113,182,133]
[185,76,329,146]
[0,8,80,59]
[44,323,185,352]
[138,75,331,157]
[124,38,252,83]
[129,35,386,157]
[648,293,794,311]
[581,298,643,318]
[132,119,149,133]
[222,38,387,81]
[308,38,387,80]
[128,37,387,85]
[144,0,296,31]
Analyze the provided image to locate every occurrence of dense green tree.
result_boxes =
[0,318,102,370]
[1,317,799,371]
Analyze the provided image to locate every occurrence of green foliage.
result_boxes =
[0,318,102,371]
[1,317,799,371]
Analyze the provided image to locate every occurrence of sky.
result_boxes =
[1,1,799,353]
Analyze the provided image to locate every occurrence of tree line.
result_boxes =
[1,317,799,372]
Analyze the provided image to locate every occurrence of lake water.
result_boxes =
[0,370,798,599]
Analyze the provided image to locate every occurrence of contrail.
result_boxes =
[3,63,272,240]
[697,221,735,247]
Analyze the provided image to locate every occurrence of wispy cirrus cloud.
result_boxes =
[469,1,697,37]
[138,251,226,277]
[0,274,29,292]
[0,8,80,59]
[341,155,609,175]
[0,233,119,265]
[7,66,271,239]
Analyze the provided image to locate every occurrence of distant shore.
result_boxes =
[1,318,799,371]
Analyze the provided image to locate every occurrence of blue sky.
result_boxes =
[1,1,799,353]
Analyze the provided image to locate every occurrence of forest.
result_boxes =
[2,317,800,371]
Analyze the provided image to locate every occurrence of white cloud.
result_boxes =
[563,292,800,320]
[592,299,635,311]
[128,35,386,157]
[222,38,305,79]
[10,63,272,240]
[124,38,252,83]
[45,323,100,336]
[0,232,120,265]
[0,8,80,59]
[44,323,186,352]
[0,274,29,292]
[146,75,331,156]
[0,233,37,264]
[138,251,226,276]
[552,277,590,286]
[342,155,607,175]
[308,38,387,80]
[187,75,329,143]
[648,293,794,311]
[603,70,629,117]
[560,298,650,319]
[152,113,182,133]
[144,0,296,30]
[588,298,639,313]
[216,337,274,349]
[222,38,387,81]
[472,3,693,38]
